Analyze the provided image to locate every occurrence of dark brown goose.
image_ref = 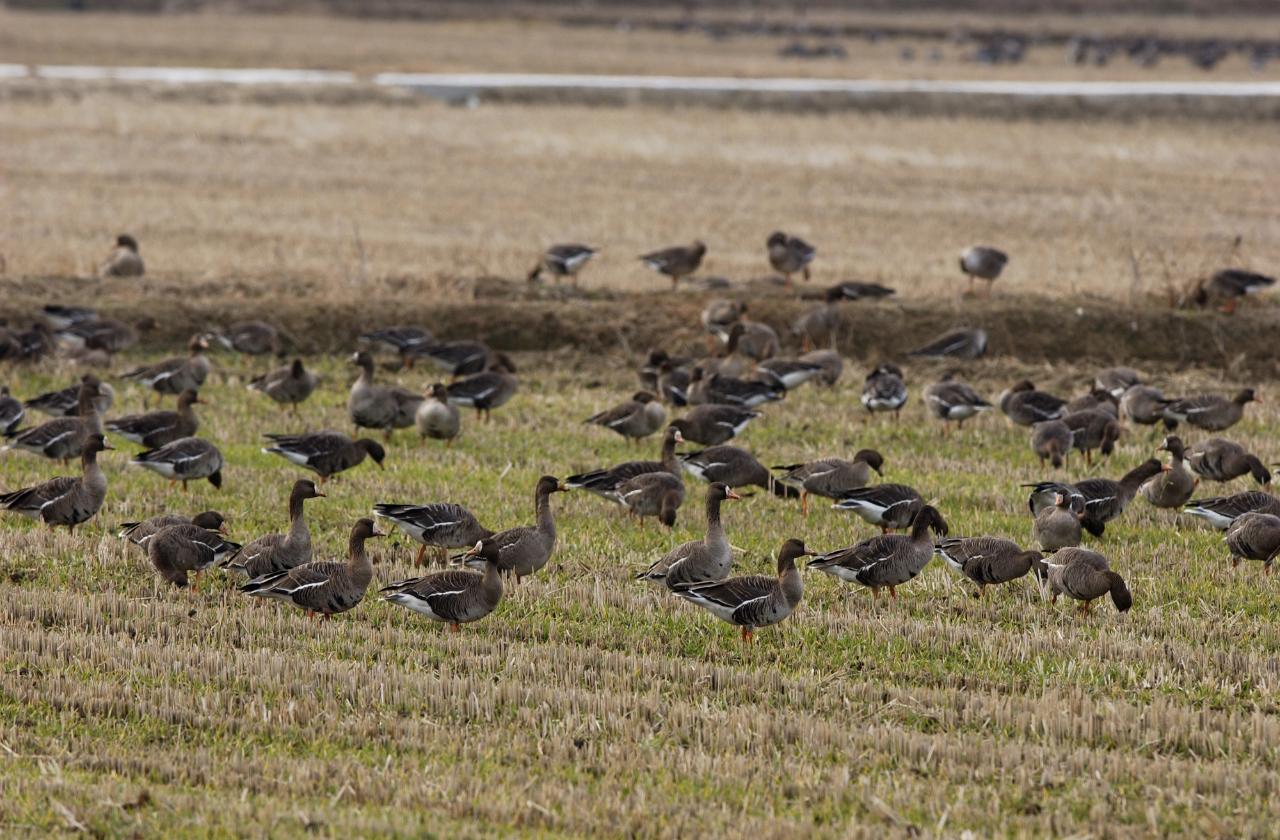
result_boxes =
[767,231,816,286]
[0,386,23,435]
[701,300,745,345]
[1062,409,1121,465]
[1120,385,1171,427]
[373,502,494,566]
[446,355,519,422]
[1025,459,1164,538]
[528,244,596,285]
[564,425,683,500]
[773,450,884,517]
[382,554,503,631]
[1184,491,1280,530]
[130,437,224,491]
[1065,388,1119,418]
[348,351,421,438]
[262,431,385,483]
[118,510,226,548]
[249,359,318,413]
[122,335,212,403]
[1000,380,1067,426]
[1141,435,1197,510]
[679,444,798,498]
[585,391,667,444]
[459,476,565,582]
[673,538,809,643]
[615,471,685,527]
[667,405,759,446]
[100,233,144,278]
[1030,420,1072,469]
[924,372,992,432]
[416,340,493,379]
[1162,389,1257,432]
[106,389,201,448]
[935,537,1042,597]
[1192,269,1274,314]
[861,363,908,418]
[1224,512,1280,574]
[641,240,706,288]
[1041,548,1132,615]
[833,483,924,533]
[222,480,325,579]
[1186,438,1271,487]
[4,377,104,462]
[809,505,948,599]
[24,375,115,417]
[148,523,242,589]
[242,518,382,619]
[0,434,111,532]
[358,326,434,369]
[636,483,740,589]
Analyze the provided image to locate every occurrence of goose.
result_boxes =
[1186,438,1271,487]
[105,389,201,448]
[416,383,461,444]
[656,361,692,406]
[1183,491,1280,530]
[3,377,105,462]
[999,380,1067,426]
[564,425,683,501]
[640,348,693,387]
[861,363,908,419]
[0,386,24,435]
[41,304,97,331]
[118,510,226,548]
[680,445,798,498]
[755,358,825,392]
[373,502,494,566]
[249,359,318,413]
[24,376,115,417]
[1030,420,1072,468]
[833,483,924,533]
[55,317,140,356]
[640,240,706,288]
[122,335,212,403]
[458,476,565,582]
[131,437,224,491]
[673,538,809,642]
[614,471,684,527]
[908,327,988,359]
[792,288,843,349]
[222,480,325,579]
[148,523,242,589]
[1224,512,1280,574]
[585,391,666,444]
[1064,387,1119,418]
[416,340,493,379]
[767,231,816,286]
[713,323,759,379]
[698,371,782,408]
[241,518,382,620]
[1032,492,1084,551]
[358,326,434,369]
[798,349,843,387]
[528,244,596,285]
[636,483,740,588]
[1040,548,1132,614]
[668,405,759,446]
[923,372,992,432]
[1024,459,1164,537]
[381,554,503,631]
[935,537,1043,597]
[3,322,55,363]
[958,245,1007,296]
[99,233,144,278]
[446,355,518,422]
[213,321,279,355]
[701,300,744,344]
[0,434,111,532]
[1192,268,1275,313]
[1162,389,1257,432]
[262,431,386,483]
[827,281,895,301]
[1120,385,1172,427]
[1062,409,1121,465]
[809,505,948,599]
[348,351,421,438]
[1094,367,1142,399]
[773,450,885,517]
[731,321,780,362]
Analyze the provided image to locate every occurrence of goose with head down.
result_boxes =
[358,326,434,369]
[0,386,23,435]
[924,372,992,433]
[935,536,1043,597]
[861,363,908,419]
[382,552,504,632]
[614,471,685,528]
[1224,512,1280,575]
[374,502,494,567]
[1025,459,1164,538]
[24,375,115,417]
[833,483,924,533]
[105,389,202,449]
[958,246,1007,296]
[3,377,105,463]
[773,449,885,517]
[415,383,461,445]
[680,444,798,498]
[641,240,706,288]
[667,404,759,447]
[909,327,988,360]
[809,505,949,599]
[636,483,740,589]
[131,436,224,491]
[1063,409,1121,465]
[1040,547,1132,615]
[122,335,211,404]
[1183,491,1280,531]
[528,243,596,285]
[148,523,242,589]
[118,510,226,549]
[446,354,519,422]
[673,538,810,643]
[564,425,683,502]
[1186,438,1271,488]
[1030,420,1072,469]
[999,380,1067,427]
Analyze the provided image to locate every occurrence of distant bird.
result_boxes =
[262,431,385,483]
[242,518,382,620]
[833,483,924,533]
[122,335,212,404]
[700,299,745,344]
[106,389,202,449]
[446,354,519,422]
[1141,435,1197,510]
[24,376,115,417]
[1030,420,1072,469]
[958,246,1008,296]
[924,372,992,433]
[1192,269,1275,313]
[1040,548,1132,615]
[640,240,706,288]
[222,480,325,579]
[131,436,225,491]
[564,426,683,501]
[0,434,111,532]
[1025,459,1164,538]
[614,472,684,527]
[728,321,779,362]
[148,523,242,589]
[1186,438,1271,487]
[358,326,434,369]
[374,502,494,566]
[1183,491,1280,531]
[653,358,692,406]
[861,363,908,419]
[585,391,666,444]
[1,322,55,363]
[754,358,824,392]
[348,351,421,439]
[766,231,816,286]
[827,281,895,301]
[1162,389,1257,432]
[1120,384,1172,427]
[118,510,226,549]
[212,321,280,355]
[1062,409,1121,465]
[99,234,144,278]
[680,445,798,498]
[415,340,493,379]
[249,358,318,414]
[673,538,809,643]
[55,317,140,357]
[999,380,1067,426]
[935,537,1043,597]
[636,483,740,589]
[791,287,844,350]
[382,553,504,631]
[1224,512,1280,574]
[774,450,885,517]
[41,305,97,331]
[689,368,782,409]
[528,244,597,285]
[415,383,461,445]
[799,349,843,387]
[1064,388,1118,418]
[458,476,566,583]
[809,505,949,599]
[908,327,988,359]
[667,405,758,447]
[0,386,24,435]
[1095,367,1143,398]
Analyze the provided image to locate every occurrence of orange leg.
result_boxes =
[450,622,460,633]
[889,585,898,600]
[740,626,754,643]
[415,545,427,567]
[801,491,809,518]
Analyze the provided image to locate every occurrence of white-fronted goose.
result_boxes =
[1033,492,1084,551]
[636,483,739,588]
[99,234,144,278]
[1041,548,1132,614]
[249,358,318,413]
[122,335,212,403]
[698,370,782,408]
[999,380,1067,426]
[701,300,745,344]
[1120,385,1171,427]
[1186,437,1271,486]
[0,386,22,435]
[417,340,493,378]
[1025,459,1163,537]
[42,304,97,330]
[1064,388,1119,418]
[359,326,434,369]
[641,240,706,288]
[213,321,280,355]
[828,281,895,301]
[56,317,141,355]
[222,480,324,579]
[673,538,808,642]
[586,391,666,444]
[242,518,382,619]
[0,434,111,532]
[3,322,55,363]
[774,450,884,517]
[1095,367,1142,399]
[792,288,843,350]
[24,376,115,417]
[958,245,1007,296]
[935,537,1042,597]
[106,389,201,448]
[924,372,992,432]
[565,425,683,501]
[1031,420,1072,469]
[262,431,386,483]
[810,505,948,598]
[374,502,494,566]
[131,436,224,491]
[713,323,757,379]
[1162,389,1257,432]
[446,354,518,422]
[669,405,759,446]
[382,555,503,631]
[733,321,780,362]
[1193,268,1275,313]
[148,523,241,589]
[1224,512,1280,574]
[1183,491,1280,530]
[348,351,421,438]
[416,383,461,444]
[4,377,105,462]
[119,510,225,548]
[832,483,924,533]
[459,476,565,582]
[656,361,692,406]
[799,349,843,387]
[755,358,824,391]
[767,231,816,286]
[909,327,988,360]
[861,363,908,419]
[615,471,684,527]
[528,244,596,285]
[1062,409,1121,465]
[680,445,798,498]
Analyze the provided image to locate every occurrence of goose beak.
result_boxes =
[673,430,684,443]
[726,489,743,501]
[314,492,327,498]
[1161,465,1172,473]
[101,441,115,451]
[371,528,385,538]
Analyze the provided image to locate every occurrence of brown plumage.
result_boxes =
[249,358,318,413]
[641,240,706,288]
[119,510,226,548]
[241,518,382,619]
[1141,435,1196,510]
[1224,512,1280,574]
[148,523,242,589]
[615,471,685,527]
[1162,389,1257,432]
[4,377,105,462]
[935,537,1042,597]
[382,555,504,631]
[0,434,111,532]
[636,483,740,589]
[1041,548,1132,615]
[773,450,885,517]
[767,231,816,286]
[223,480,325,578]
[106,389,201,448]
[1031,420,1072,469]
[262,431,386,483]
[100,233,145,278]
[122,335,212,402]
[809,505,948,599]
[460,476,565,582]
[585,391,667,443]
[1063,409,1121,465]
[1033,493,1083,551]
[673,538,809,643]
[1186,437,1271,487]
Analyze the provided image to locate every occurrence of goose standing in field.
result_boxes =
[636,483,740,589]
[105,389,201,449]
[3,377,105,462]
[999,380,1067,426]
[359,326,434,369]
[832,483,924,533]
[615,471,685,527]
[382,553,504,631]
[774,450,885,517]
[701,299,745,345]
[767,231,816,286]
[1162,388,1257,432]
[415,383,461,445]
[861,363,908,419]
[828,280,896,301]
[41,304,97,331]
[0,386,24,435]
[1192,268,1275,313]
[667,405,759,447]
[131,437,224,491]
[909,327,988,360]
[3,322,55,364]
[0,434,111,532]
[213,321,280,355]
[1032,492,1084,551]
[935,537,1043,597]
[657,361,692,406]
[958,245,1008,296]
[792,287,843,349]
[1183,491,1280,530]
[564,425,683,501]
[680,444,798,498]
[1095,367,1143,399]
[1224,512,1280,574]
[458,476,566,583]
[1041,548,1132,615]
[697,370,783,409]
[241,518,382,620]
[1025,459,1164,538]
[673,538,809,643]
[416,340,493,379]
[24,376,115,417]
[348,351,421,438]
[1142,435,1197,510]
[222,480,325,579]
[374,502,494,566]
[799,349,843,387]
[713,323,759,379]
[1031,420,1072,469]
[99,233,145,278]
[585,391,666,444]
[1186,437,1271,487]
[754,358,825,392]
[1062,409,1121,465]
[1120,384,1172,427]
[641,240,706,288]
[924,372,992,433]
[1064,387,1119,418]
[446,354,518,422]
[55,316,141,356]
[732,321,780,362]
[528,243,597,285]
[262,431,385,483]
[148,523,242,589]
[809,505,948,599]
[249,358,318,414]
[119,510,226,548]
[122,335,212,404]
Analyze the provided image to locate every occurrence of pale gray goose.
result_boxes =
[1062,409,1121,465]
[528,244,596,285]
[415,383,461,444]
[262,431,385,483]
[222,480,324,579]
[119,510,226,548]
[213,321,279,355]
[242,518,382,619]
[673,538,809,642]
[564,425,683,500]
[1024,459,1163,538]
[24,376,115,417]
[122,335,211,403]
[767,231,816,286]
[446,354,518,422]
[1040,548,1132,614]
[640,240,706,288]
[1120,385,1171,427]
[585,391,666,444]
[833,483,923,533]
[809,505,948,599]
[1030,420,1072,469]
[958,245,1007,296]
[373,502,494,566]
[773,450,884,517]
[615,471,684,527]
[799,349,843,387]
[0,434,111,532]
[3,378,104,462]
[1162,389,1256,432]
[99,233,144,278]
[148,523,242,589]
[1032,492,1084,551]
[935,537,1043,597]
[131,436,224,490]
[358,326,434,369]
[1095,367,1143,398]
[1224,512,1280,574]
[382,555,503,630]
[348,351,421,438]
[680,444,798,498]
[909,327,988,359]
[1141,435,1196,510]
[0,386,23,435]
[249,359,318,413]
[459,476,565,582]
[999,380,1067,426]
[668,405,759,446]
[1186,437,1270,487]
[106,389,201,448]
[924,372,992,432]
[636,483,740,589]
[1183,491,1280,531]
[861,363,908,418]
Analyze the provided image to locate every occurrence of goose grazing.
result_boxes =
[1193,268,1275,313]
[213,321,279,355]
[241,518,382,620]
[105,389,201,448]
[41,304,97,331]
[935,537,1043,597]
[701,300,745,345]
[697,370,783,408]
[640,240,706,288]
[1224,512,1280,574]
[958,245,1008,296]
[774,450,885,517]
[374,502,494,566]
[1184,491,1280,530]
[1062,409,1121,465]
[348,351,421,438]
[767,231,816,286]
[118,510,226,548]
[673,538,809,642]
[3,377,105,463]
[1032,492,1084,551]
[908,327,988,360]
[446,354,518,422]
[833,483,924,533]
[1030,420,1072,469]
[1024,459,1164,537]
[528,244,596,285]
[668,405,759,446]
[730,321,780,362]
[131,437,224,491]
[4,322,55,363]
[55,316,141,356]
[792,288,843,350]
[656,361,692,406]
[999,380,1067,426]
[1095,367,1142,399]
[799,349,843,387]
[416,340,493,379]
[358,326,434,369]
[0,434,111,532]
[924,372,992,433]
[1186,438,1271,487]
[1162,388,1257,432]
[262,431,385,483]
[1041,548,1132,615]
[382,553,504,631]
[99,233,144,278]
[222,480,325,579]
[249,358,318,414]
[827,281,895,301]
[458,476,565,582]
[861,363,908,419]
[809,505,948,599]
[148,523,242,589]
[1064,387,1119,418]
[24,376,115,417]
[679,444,798,498]
[0,387,24,435]
[122,335,212,404]
[755,358,824,392]
[1120,385,1171,427]
[636,483,740,588]
[564,425,683,501]
[1142,435,1197,509]
[585,391,666,444]
[615,471,685,527]
[416,383,461,445]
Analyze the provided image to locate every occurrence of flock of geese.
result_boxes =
[0,234,1276,643]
